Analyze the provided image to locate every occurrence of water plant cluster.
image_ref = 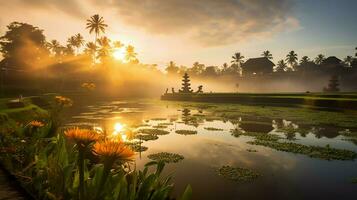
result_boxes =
[204,127,224,131]
[175,130,198,135]
[148,152,185,163]
[217,165,261,183]
[0,97,192,200]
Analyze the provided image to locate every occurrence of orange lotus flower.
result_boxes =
[64,128,99,146]
[29,120,44,128]
[93,140,134,163]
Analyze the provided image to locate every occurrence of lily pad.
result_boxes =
[137,128,170,135]
[217,165,260,183]
[175,130,197,135]
[204,127,223,131]
[135,134,158,141]
[147,152,184,163]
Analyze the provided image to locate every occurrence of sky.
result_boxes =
[0,0,356,69]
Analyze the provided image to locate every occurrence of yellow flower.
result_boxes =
[29,120,44,127]
[93,140,134,162]
[64,128,99,146]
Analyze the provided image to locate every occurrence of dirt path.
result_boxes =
[0,169,27,200]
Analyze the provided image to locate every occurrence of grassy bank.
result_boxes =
[161,92,357,110]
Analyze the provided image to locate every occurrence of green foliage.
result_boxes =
[148,152,184,163]
[217,165,260,183]
[175,130,197,135]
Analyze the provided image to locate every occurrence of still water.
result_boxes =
[64,98,357,200]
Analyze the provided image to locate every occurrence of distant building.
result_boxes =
[241,57,275,76]
[320,56,344,74]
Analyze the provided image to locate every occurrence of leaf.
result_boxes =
[179,185,192,200]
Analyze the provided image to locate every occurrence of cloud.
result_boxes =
[91,0,300,46]
[14,0,86,18]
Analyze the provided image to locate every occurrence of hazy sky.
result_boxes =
[0,0,356,68]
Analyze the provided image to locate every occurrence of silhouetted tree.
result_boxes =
[188,62,205,76]
[300,56,310,65]
[63,44,75,56]
[261,50,273,60]
[202,66,218,77]
[344,56,353,67]
[86,14,108,45]
[165,61,179,75]
[0,22,48,68]
[84,42,97,62]
[74,33,84,55]
[285,51,298,70]
[47,39,62,56]
[314,54,325,65]
[231,52,244,66]
[96,36,112,62]
[275,60,287,72]
[125,45,138,63]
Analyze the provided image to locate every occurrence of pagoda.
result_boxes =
[179,73,193,93]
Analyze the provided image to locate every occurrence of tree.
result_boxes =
[344,56,353,67]
[314,54,325,65]
[86,14,108,45]
[231,52,244,66]
[0,22,48,68]
[275,60,287,72]
[261,50,273,60]
[300,56,310,65]
[47,39,61,56]
[189,62,205,76]
[231,52,244,75]
[285,51,298,70]
[63,44,75,56]
[84,42,97,62]
[355,47,357,57]
[96,36,111,62]
[74,33,84,54]
[165,61,179,75]
[125,45,138,63]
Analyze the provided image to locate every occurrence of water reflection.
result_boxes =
[65,100,357,200]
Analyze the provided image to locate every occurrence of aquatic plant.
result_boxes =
[246,148,258,152]
[28,120,44,128]
[135,134,159,141]
[230,129,281,141]
[150,117,167,121]
[175,130,197,135]
[138,128,170,135]
[158,122,174,126]
[152,125,168,129]
[148,152,184,163]
[248,140,357,160]
[217,165,260,183]
[204,127,223,131]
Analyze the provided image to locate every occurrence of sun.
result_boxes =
[112,48,126,61]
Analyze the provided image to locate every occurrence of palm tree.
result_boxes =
[300,56,310,65]
[231,52,244,75]
[47,40,61,56]
[314,54,325,65]
[261,50,273,60]
[231,52,244,65]
[67,36,76,51]
[74,33,85,54]
[84,42,97,62]
[113,41,123,49]
[166,61,179,75]
[276,60,287,72]
[96,36,112,62]
[344,56,353,67]
[125,45,138,63]
[86,14,108,44]
[285,51,298,70]
[63,44,75,56]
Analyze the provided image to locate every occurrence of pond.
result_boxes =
[63,98,357,200]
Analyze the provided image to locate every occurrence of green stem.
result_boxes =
[95,160,113,200]
[78,148,85,200]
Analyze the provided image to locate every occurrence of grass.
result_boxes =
[248,140,357,160]
[216,165,260,183]
[148,152,184,163]
[175,130,197,135]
